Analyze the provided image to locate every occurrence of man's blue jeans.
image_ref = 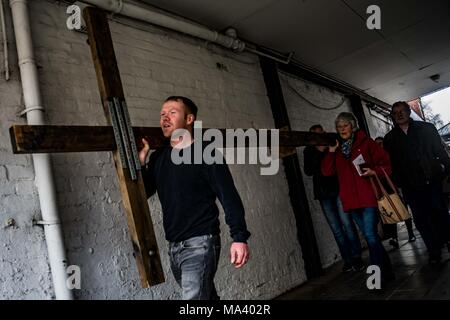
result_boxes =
[169,234,221,300]
[350,207,392,277]
[320,196,362,266]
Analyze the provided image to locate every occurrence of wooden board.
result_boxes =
[84,7,164,287]
[10,124,338,154]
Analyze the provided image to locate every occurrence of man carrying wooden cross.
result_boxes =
[139,95,251,300]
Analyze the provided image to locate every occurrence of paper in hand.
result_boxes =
[352,154,366,176]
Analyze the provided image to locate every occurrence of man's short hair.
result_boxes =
[165,96,198,119]
[375,136,384,142]
[391,101,411,114]
[309,124,323,132]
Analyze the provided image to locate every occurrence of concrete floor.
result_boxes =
[276,226,450,300]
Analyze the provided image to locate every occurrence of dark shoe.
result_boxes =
[408,235,416,242]
[342,262,353,273]
[389,238,399,249]
[352,258,365,271]
[428,255,442,265]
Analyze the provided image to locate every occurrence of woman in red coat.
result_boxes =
[322,112,394,288]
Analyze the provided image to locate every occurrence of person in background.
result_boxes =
[384,101,450,264]
[374,136,416,250]
[304,124,363,272]
[322,112,394,288]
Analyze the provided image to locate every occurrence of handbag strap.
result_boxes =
[373,171,405,221]
[373,171,389,196]
[380,167,399,195]
[369,176,381,199]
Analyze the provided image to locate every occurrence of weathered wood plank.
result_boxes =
[10,124,338,154]
[9,125,165,154]
[84,7,164,287]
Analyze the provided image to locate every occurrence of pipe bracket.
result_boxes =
[34,220,61,226]
[18,58,36,66]
[113,0,123,14]
[20,105,44,116]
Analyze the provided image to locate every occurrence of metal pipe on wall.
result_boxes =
[81,0,246,51]
[1,0,9,80]
[9,0,73,300]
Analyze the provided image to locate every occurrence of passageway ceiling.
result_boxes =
[140,0,450,104]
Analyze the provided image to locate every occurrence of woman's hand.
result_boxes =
[361,167,376,177]
[329,140,339,153]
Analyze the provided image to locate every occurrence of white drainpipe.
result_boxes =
[1,0,10,80]
[80,0,293,64]
[9,0,73,300]
[81,0,245,51]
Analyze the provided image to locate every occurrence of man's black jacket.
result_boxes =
[141,143,251,243]
[384,119,450,189]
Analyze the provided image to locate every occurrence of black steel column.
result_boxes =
[349,94,370,134]
[259,57,323,279]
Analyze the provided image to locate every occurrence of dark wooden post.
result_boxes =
[349,94,370,135]
[259,57,323,279]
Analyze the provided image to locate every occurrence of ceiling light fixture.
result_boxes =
[430,74,440,83]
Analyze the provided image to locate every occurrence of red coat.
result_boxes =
[321,130,392,212]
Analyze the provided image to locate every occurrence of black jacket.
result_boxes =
[303,146,339,200]
[384,119,450,189]
[142,143,251,243]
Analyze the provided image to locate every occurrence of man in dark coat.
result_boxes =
[384,101,450,264]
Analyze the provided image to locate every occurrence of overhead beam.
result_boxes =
[274,50,392,110]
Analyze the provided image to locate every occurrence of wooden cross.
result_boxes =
[8,7,336,288]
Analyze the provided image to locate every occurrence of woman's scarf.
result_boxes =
[341,133,355,159]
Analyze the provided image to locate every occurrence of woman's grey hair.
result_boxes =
[335,112,359,132]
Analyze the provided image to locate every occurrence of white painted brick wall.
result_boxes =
[279,72,354,268]
[0,0,305,299]
[362,104,392,139]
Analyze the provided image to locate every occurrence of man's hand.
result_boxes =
[230,242,249,269]
[139,138,150,166]
[329,140,339,153]
[361,167,376,177]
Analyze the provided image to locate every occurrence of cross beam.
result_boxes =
[9,124,337,154]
